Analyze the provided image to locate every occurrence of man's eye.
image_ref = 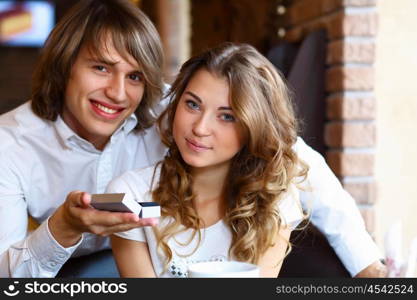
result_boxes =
[94,65,107,72]
[185,100,199,110]
[220,113,235,122]
[129,73,143,82]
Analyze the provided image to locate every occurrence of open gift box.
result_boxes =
[91,193,161,218]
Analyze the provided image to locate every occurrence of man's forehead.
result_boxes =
[81,40,139,68]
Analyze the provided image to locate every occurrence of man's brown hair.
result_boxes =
[31,0,164,130]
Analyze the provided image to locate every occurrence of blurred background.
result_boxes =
[0,0,416,275]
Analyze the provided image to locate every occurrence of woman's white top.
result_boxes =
[108,165,303,278]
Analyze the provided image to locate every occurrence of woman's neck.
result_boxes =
[190,162,230,227]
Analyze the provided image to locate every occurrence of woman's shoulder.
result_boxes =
[106,164,161,199]
[123,164,161,184]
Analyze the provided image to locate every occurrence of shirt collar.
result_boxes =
[120,113,138,134]
[54,113,138,149]
[54,114,76,143]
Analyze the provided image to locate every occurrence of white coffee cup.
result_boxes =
[187,261,260,278]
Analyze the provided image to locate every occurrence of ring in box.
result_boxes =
[91,193,160,218]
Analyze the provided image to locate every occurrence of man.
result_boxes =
[0,0,385,277]
[0,0,165,277]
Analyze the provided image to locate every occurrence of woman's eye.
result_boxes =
[220,113,235,122]
[185,100,199,110]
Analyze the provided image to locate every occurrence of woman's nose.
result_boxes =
[192,114,212,137]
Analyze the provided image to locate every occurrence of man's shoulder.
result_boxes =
[292,137,309,153]
[293,136,325,165]
[148,83,170,119]
[0,102,50,152]
[0,101,48,128]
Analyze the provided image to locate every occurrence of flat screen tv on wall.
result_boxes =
[0,0,54,47]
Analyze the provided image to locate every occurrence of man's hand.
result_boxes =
[49,191,158,248]
[355,260,387,278]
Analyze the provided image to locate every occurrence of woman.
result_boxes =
[108,43,308,277]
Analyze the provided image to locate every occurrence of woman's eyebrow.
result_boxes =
[184,91,202,103]
[185,91,232,110]
[218,106,232,111]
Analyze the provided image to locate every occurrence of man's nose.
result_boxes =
[105,76,126,102]
[192,114,212,137]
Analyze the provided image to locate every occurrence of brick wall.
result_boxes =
[281,0,378,234]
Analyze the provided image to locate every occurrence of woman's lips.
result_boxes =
[185,138,212,152]
[90,100,124,120]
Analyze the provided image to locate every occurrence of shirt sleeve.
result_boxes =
[278,185,304,230]
[0,153,79,278]
[294,137,383,276]
[106,171,147,242]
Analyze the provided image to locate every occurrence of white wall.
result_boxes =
[375,0,417,275]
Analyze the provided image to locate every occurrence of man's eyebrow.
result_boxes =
[86,57,118,66]
[86,57,142,73]
[184,91,232,110]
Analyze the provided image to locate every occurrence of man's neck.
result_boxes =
[61,110,110,151]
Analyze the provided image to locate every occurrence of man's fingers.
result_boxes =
[67,200,159,235]
[80,192,92,207]
[71,208,146,227]
[98,218,159,236]
[66,190,87,207]
[61,191,158,238]
[137,217,159,227]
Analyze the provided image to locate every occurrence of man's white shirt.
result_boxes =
[0,101,382,277]
[0,102,166,277]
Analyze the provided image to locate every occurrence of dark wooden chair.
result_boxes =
[268,30,350,277]
[279,223,350,277]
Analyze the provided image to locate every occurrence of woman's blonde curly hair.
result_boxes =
[152,42,308,268]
